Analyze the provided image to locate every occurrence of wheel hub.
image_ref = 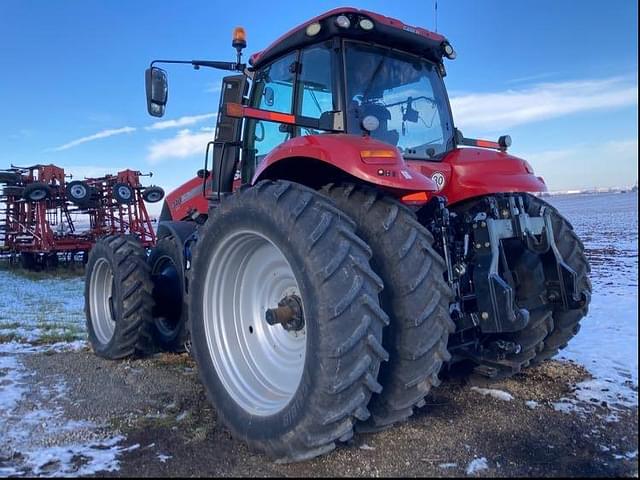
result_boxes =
[265,294,305,332]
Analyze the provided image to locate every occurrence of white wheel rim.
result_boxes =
[70,185,87,199]
[202,229,306,416]
[117,186,132,200]
[90,258,116,345]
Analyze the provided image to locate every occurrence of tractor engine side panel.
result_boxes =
[407,148,548,206]
[164,176,210,221]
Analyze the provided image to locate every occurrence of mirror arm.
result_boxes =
[150,59,245,72]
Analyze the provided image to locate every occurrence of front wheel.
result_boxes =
[189,180,389,462]
[148,234,188,352]
[84,235,155,359]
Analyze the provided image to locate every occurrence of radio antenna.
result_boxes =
[435,0,438,32]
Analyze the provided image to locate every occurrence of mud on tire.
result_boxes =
[188,180,389,462]
[323,183,454,431]
[85,235,155,359]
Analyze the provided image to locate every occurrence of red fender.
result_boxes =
[406,148,548,206]
[253,134,437,194]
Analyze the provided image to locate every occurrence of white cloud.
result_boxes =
[147,127,215,164]
[450,76,638,133]
[52,127,136,151]
[517,138,638,191]
[145,113,216,131]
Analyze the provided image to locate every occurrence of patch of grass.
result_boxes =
[31,330,83,345]
[0,261,85,280]
[0,321,21,330]
[0,332,27,343]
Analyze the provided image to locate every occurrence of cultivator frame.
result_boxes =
[0,164,162,268]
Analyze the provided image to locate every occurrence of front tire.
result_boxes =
[85,235,155,359]
[323,183,454,431]
[148,234,188,352]
[189,180,389,462]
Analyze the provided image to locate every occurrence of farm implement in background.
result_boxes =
[0,164,163,270]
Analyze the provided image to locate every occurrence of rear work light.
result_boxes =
[359,18,374,30]
[306,22,321,36]
[335,15,351,28]
[443,42,456,60]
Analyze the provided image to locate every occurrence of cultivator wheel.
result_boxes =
[66,180,92,206]
[323,183,454,431]
[85,235,155,359]
[113,183,135,204]
[142,186,165,203]
[148,234,188,352]
[22,182,52,201]
[188,180,389,462]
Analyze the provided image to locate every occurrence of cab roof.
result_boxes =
[249,7,449,69]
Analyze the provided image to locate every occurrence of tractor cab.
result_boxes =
[146,8,458,201]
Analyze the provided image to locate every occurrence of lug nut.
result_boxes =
[484,242,490,247]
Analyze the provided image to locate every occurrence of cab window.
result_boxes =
[297,43,334,122]
[245,51,297,166]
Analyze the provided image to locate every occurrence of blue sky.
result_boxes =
[0,0,637,212]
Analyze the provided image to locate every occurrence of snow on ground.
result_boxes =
[470,387,514,401]
[547,193,638,412]
[465,457,489,475]
[0,343,125,476]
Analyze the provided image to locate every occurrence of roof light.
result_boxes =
[359,18,374,30]
[306,22,321,37]
[335,15,351,28]
[232,27,247,50]
[443,43,456,60]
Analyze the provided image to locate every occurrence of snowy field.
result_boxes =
[546,193,638,413]
[0,191,637,475]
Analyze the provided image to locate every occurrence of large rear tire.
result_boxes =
[85,235,155,359]
[148,234,188,352]
[527,196,592,364]
[189,180,389,462]
[322,183,454,431]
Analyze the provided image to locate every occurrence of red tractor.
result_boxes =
[85,8,591,462]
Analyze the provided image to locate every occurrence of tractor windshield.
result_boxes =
[344,42,454,159]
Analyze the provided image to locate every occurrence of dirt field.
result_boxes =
[6,347,636,477]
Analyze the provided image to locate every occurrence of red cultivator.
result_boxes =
[0,164,163,269]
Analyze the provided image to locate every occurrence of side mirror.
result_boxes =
[454,128,464,145]
[263,86,274,107]
[145,67,168,117]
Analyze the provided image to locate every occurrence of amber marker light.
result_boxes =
[360,150,396,158]
[232,27,247,50]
